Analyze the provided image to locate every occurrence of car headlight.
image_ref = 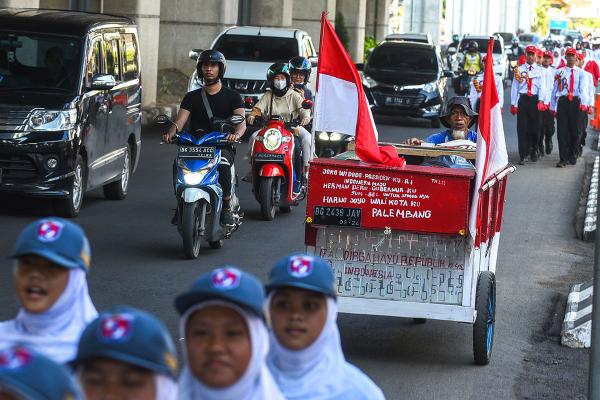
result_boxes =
[362,75,378,89]
[28,109,77,131]
[423,82,436,93]
[318,131,329,140]
[263,128,282,151]
[329,132,342,141]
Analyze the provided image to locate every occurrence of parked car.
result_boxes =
[385,32,434,45]
[565,30,584,44]
[456,34,507,82]
[360,40,451,128]
[0,9,142,217]
[188,26,317,113]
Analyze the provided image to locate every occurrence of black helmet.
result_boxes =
[511,37,519,45]
[196,49,226,79]
[468,41,479,51]
[288,56,311,83]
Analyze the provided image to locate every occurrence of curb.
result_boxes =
[561,280,593,348]
[141,103,179,126]
[583,155,600,241]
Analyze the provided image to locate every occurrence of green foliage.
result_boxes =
[364,36,377,62]
[335,12,350,51]
[574,18,600,30]
[532,0,550,36]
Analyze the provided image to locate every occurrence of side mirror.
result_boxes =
[302,99,313,110]
[89,74,116,90]
[189,48,203,61]
[448,46,457,54]
[154,114,172,124]
[355,63,364,71]
[309,57,318,67]
[228,114,245,125]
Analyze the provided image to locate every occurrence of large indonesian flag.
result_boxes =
[312,13,405,167]
[469,37,509,245]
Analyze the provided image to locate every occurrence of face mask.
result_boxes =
[274,79,287,90]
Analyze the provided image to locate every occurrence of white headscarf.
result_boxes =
[267,296,385,400]
[0,268,98,363]
[177,300,285,400]
[155,374,179,400]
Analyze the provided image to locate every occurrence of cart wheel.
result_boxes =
[473,271,496,365]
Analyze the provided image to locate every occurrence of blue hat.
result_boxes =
[266,253,336,298]
[175,267,265,319]
[10,217,91,271]
[72,306,178,379]
[0,345,83,400]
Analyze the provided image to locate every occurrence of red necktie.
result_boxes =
[568,68,574,101]
[527,65,532,96]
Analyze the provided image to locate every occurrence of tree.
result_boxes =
[335,12,350,51]
[532,0,551,36]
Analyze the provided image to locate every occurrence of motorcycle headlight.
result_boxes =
[423,82,436,93]
[318,131,330,141]
[362,75,378,89]
[263,128,282,151]
[28,109,77,131]
[329,132,342,141]
[182,167,209,185]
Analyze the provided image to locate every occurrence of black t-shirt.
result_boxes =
[180,86,244,135]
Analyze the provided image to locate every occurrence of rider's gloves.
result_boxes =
[300,116,311,126]
[247,107,262,125]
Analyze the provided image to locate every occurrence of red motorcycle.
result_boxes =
[250,115,307,220]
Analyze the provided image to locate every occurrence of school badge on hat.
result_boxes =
[288,255,314,278]
[36,219,64,242]
[0,347,32,370]
[99,313,134,342]
[211,267,241,290]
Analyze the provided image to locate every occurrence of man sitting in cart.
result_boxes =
[406,96,478,145]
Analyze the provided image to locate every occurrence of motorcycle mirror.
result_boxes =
[228,114,246,125]
[154,114,172,125]
[302,99,313,110]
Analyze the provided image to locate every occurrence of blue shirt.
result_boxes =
[425,129,477,144]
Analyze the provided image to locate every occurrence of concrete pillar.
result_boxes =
[159,0,238,74]
[0,0,39,6]
[250,0,292,27]
[102,0,161,107]
[336,0,366,62]
[366,0,389,41]
[292,0,335,51]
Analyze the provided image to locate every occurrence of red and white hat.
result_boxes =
[526,45,537,54]
[565,47,577,56]
[543,50,554,63]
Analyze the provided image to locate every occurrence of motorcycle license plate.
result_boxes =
[385,96,407,106]
[178,146,215,159]
[255,153,284,161]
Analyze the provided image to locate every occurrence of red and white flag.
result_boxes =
[312,13,405,167]
[469,37,509,245]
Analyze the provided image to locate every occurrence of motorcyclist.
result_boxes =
[509,38,524,61]
[246,63,311,195]
[162,50,246,226]
[463,41,482,74]
[288,56,313,102]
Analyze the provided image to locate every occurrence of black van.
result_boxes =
[361,41,451,128]
[0,9,141,216]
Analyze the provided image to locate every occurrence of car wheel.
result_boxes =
[103,145,131,200]
[55,154,85,218]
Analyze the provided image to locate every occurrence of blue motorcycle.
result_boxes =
[156,114,244,259]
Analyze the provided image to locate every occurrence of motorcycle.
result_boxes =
[457,66,478,96]
[250,111,309,221]
[155,114,244,259]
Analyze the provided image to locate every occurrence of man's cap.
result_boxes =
[440,96,478,128]
[266,253,336,298]
[72,306,178,378]
[576,52,585,60]
[175,267,265,318]
[10,218,91,271]
[525,45,537,54]
[544,50,553,58]
[565,47,577,56]
[0,346,83,400]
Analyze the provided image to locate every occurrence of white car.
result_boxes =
[188,26,317,113]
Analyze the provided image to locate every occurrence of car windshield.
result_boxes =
[518,34,539,44]
[460,38,503,53]
[0,32,82,93]
[368,46,438,73]
[214,35,298,63]
[495,32,513,44]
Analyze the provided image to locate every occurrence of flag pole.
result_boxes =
[309,12,328,166]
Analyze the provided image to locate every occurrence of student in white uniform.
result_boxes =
[266,253,385,400]
[576,52,594,156]
[538,50,557,155]
[175,267,285,400]
[0,218,97,363]
[468,55,504,112]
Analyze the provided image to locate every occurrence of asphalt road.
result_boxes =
[0,89,593,399]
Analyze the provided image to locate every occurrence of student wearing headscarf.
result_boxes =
[175,266,285,400]
[0,218,97,363]
[266,253,385,400]
[72,306,179,400]
[0,345,83,399]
